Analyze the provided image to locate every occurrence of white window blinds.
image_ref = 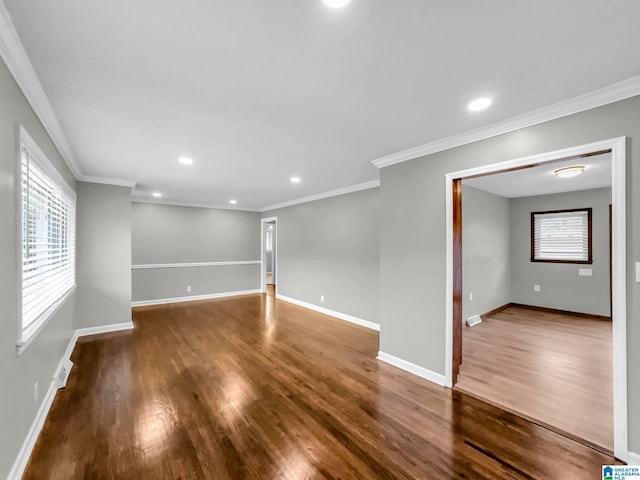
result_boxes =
[531,209,591,263]
[19,127,76,348]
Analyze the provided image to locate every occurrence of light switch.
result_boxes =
[578,268,593,277]
[636,262,640,283]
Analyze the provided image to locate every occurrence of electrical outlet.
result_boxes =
[320,295,325,303]
[469,292,473,301]
[33,382,38,405]
[187,286,192,293]
[534,284,540,292]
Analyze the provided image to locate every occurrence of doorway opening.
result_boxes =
[445,138,628,461]
[261,217,277,294]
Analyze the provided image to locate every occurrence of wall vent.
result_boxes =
[465,315,482,327]
[54,359,73,389]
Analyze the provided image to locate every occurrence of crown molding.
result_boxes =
[0,6,137,189]
[132,198,261,212]
[259,179,380,212]
[131,180,381,213]
[372,75,640,169]
[80,175,137,188]
[0,2,84,179]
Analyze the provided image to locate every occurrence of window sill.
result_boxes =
[16,285,76,357]
[530,259,593,265]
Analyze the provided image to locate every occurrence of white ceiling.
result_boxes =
[464,153,612,198]
[3,0,640,209]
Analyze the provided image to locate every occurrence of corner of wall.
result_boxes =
[6,320,134,480]
[75,182,132,330]
[376,351,447,387]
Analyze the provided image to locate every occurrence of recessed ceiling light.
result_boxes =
[323,0,351,8]
[467,98,492,112]
[290,176,301,183]
[152,192,162,198]
[229,199,238,205]
[554,165,585,178]
[178,157,194,165]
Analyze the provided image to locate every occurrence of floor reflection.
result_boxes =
[262,284,277,345]
[23,293,617,479]
[218,371,255,425]
[136,398,175,459]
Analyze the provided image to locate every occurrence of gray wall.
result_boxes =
[131,202,261,302]
[76,182,132,328]
[133,264,259,301]
[511,188,611,316]
[462,186,611,318]
[0,57,77,478]
[263,187,380,324]
[462,185,511,320]
[379,96,640,450]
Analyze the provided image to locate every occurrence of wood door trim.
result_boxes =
[452,178,462,385]
[460,149,611,181]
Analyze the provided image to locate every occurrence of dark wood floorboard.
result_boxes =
[23,290,618,479]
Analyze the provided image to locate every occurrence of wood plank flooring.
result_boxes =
[24,291,617,479]
[456,305,613,452]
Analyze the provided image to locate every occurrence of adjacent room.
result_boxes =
[456,154,614,452]
[1,1,639,479]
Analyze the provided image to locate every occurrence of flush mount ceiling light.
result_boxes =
[290,176,301,183]
[178,157,194,165]
[467,97,492,112]
[229,199,238,205]
[323,0,351,8]
[554,165,585,178]
[152,192,162,198]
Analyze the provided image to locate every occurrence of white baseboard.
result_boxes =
[628,451,640,464]
[131,289,262,307]
[276,294,380,331]
[7,321,135,480]
[377,351,447,387]
[6,378,57,480]
[75,321,134,338]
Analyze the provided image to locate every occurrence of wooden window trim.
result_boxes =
[530,207,593,265]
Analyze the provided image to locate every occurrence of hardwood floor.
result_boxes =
[24,291,617,479]
[456,305,613,452]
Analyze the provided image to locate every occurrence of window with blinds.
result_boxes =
[530,208,592,264]
[18,127,76,351]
